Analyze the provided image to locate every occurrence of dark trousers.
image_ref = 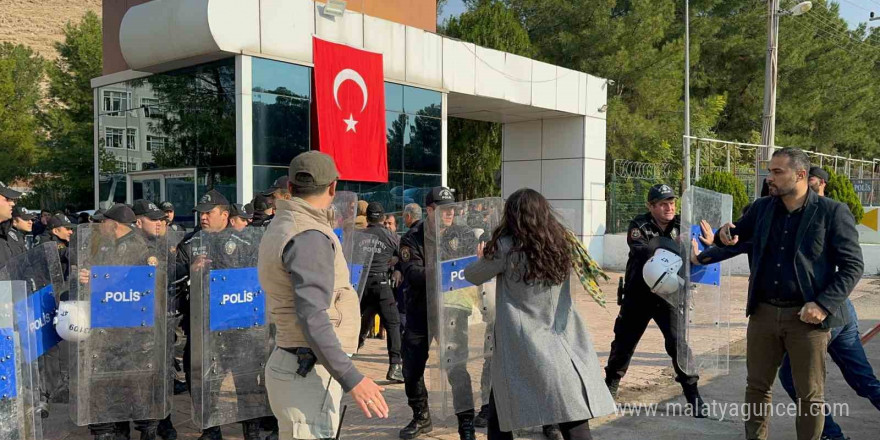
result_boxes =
[605,295,699,386]
[90,420,158,436]
[778,300,880,438]
[402,308,474,413]
[487,393,592,440]
[745,303,830,440]
[358,278,403,364]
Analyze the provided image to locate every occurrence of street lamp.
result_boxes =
[757,1,811,197]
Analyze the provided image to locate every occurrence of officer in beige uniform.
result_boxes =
[258,152,388,439]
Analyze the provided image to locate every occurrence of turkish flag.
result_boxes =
[313,37,388,182]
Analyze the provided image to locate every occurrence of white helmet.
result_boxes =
[643,249,684,296]
[54,301,91,342]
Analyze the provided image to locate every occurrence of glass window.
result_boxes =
[253,166,288,196]
[403,173,442,208]
[141,98,163,118]
[105,127,124,149]
[103,90,131,114]
[385,111,408,173]
[385,83,403,113]
[252,57,311,98]
[404,86,441,118]
[146,135,166,152]
[404,116,441,173]
[352,172,405,216]
[126,128,137,151]
[253,93,310,166]
[128,161,139,171]
[197,165,237,204]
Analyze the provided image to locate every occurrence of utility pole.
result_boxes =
[683,0,691,190]
[758,0,780,198]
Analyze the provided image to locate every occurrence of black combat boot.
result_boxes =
[473,404,490,428]
[197,427,222,440]
[387,364,404,383]
[242,420,262,440]
[682,383,708,418]
[605,377,620,400]
[157,416,177,440]
[542,425,564,440]
[399,406,432,439]
[137,426,158,440]
[456,410,476,440]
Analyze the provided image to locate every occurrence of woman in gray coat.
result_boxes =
[464,189,615,440]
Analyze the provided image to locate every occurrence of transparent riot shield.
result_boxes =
[0,280,42,440]
[426,197,502,421]
[332,191,358,258]
[189,228,272,429]
[349,232,378,300]
[0,244,71,435]
[164,230,187,389]
[69,224,172,425]
[678,186,732,376]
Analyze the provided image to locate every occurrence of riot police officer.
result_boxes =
[604,184,706,416]
[79,204,162,440]
[0,182,25,266]
[159,201,184,232]
[399,187,478,440]
[249,194,275,228]
[11,206,36,250]
[228,203,253,231]
[358,202,403,382]
[174,190,276,440]
[43,214,74,281]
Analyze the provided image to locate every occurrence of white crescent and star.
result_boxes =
[332,69,369,133]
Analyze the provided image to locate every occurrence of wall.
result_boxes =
[103,0,437,75]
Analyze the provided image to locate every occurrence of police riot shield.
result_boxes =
[678,186,732,376]
[426,197,502,421]
[0,244,71,435]
[69,224,172,425]
[350,231,378,300]
[189,228,272,429]
[0,280,42,440]
[331,191,358,257]
[164,230,187,387]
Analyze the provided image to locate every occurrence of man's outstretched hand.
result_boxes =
[349,377,389,419]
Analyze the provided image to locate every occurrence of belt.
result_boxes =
[762,298,805,308]
[279,346,313,356]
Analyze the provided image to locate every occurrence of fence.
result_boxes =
[607,136,880,233]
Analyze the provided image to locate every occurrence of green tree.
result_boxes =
[694,171,749,216]
[0,43,45,184]
[825,169,864,223]
[40,11,105,209]
[442,0,533,199]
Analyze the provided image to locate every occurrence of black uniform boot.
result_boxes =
[242,420,262,440]
[456,410,476,440]
[473,404,490,428]
[137,426,158,440]
[605,377,620,400]
[157,416,177,440]
[399,406,432,439]
[386,364,405,383]
[197,427,222,440]
[682,384,708,418]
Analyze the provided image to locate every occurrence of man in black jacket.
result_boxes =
[711,148,863,440]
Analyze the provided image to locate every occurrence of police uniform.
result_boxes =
[172,190,274,440]
[399,187,477,440]
[159,202,184,233]
[358,203,403,381]
[0,183,25,266]
[604,184,703,412]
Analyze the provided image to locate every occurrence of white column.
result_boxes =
[441,92,449,187]
[93,87,101,209]
[236,55,254,205]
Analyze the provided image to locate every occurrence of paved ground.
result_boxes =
[43,274,880,439]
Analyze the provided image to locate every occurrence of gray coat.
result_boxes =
[464,236,616,431]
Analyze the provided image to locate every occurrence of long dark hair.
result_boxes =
[484,188,572,286]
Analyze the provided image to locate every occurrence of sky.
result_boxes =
[438,0,879,29]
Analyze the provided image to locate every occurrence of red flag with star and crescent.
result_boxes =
[313,37,388,182]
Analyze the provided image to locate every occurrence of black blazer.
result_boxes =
[713,190,863,328]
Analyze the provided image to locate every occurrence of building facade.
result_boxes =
[93,0,609,263]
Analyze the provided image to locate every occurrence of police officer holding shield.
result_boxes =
[159,202,184,233]
[10,206,36,250]
[604,184,706,416]
[358,202,404,382]
[399,187,479,440]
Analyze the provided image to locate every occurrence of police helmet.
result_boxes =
[54,301,91,342]
[643,249,684,296]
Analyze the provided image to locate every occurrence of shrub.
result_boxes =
[825,169,864,223]
[694,171,749,217]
